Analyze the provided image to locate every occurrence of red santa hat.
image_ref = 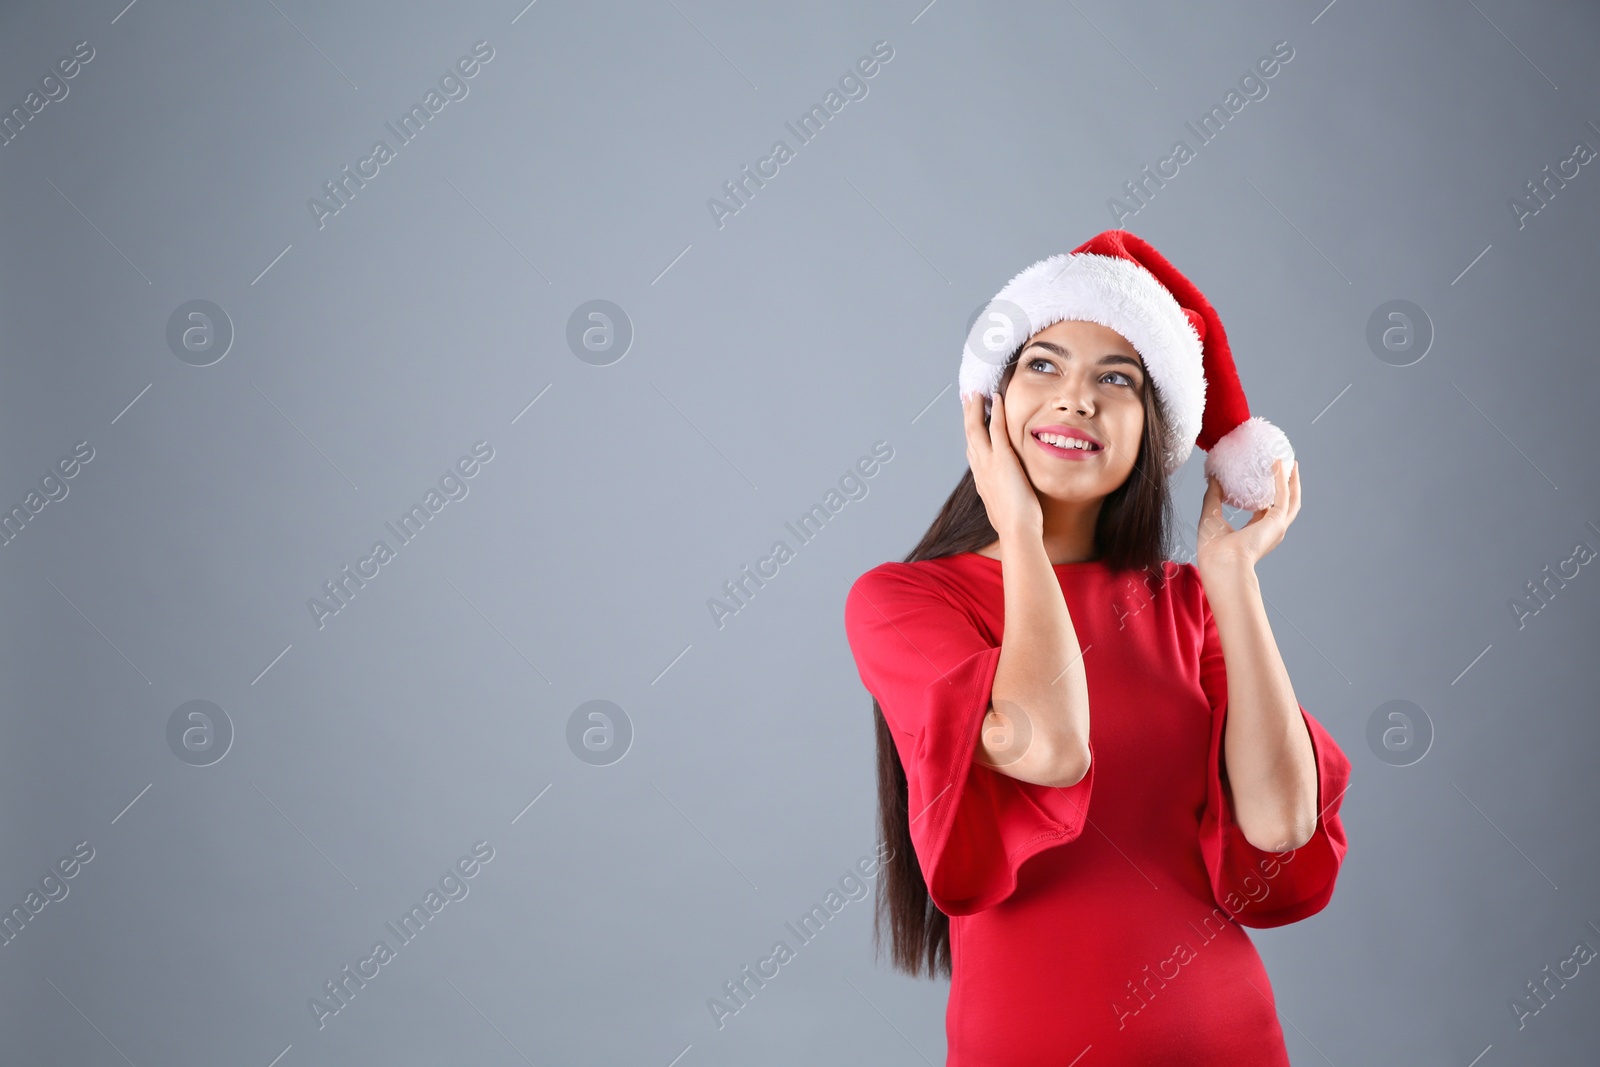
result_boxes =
[960,229,1292,511]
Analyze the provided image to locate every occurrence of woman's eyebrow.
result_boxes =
[1022,341,1144,375]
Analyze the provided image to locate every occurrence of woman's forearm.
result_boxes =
[980,532,1092,787]
[1204,564,1318,851]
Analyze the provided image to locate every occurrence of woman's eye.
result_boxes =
[1024,358,1136,388]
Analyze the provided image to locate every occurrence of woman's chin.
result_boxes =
[1033,480,1115,505]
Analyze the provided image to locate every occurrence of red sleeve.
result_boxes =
[1193,571,1351,927]
[843,563,1094,917]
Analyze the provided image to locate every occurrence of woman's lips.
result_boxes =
[1032,433,1102,461]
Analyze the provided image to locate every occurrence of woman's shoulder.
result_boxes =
[844,554,1003,654]
[1148,558,1203,600]
[848,552,984,599]
[1154,558,1210,630]
[845,553,999,627]
[1166,558,1199,584]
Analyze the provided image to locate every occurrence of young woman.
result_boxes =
[843,232,1351,1065]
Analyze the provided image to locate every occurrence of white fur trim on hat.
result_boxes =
[1202,416,1295,511]
[961,252,1206,474]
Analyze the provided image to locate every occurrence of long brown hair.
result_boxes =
[871,350,1179,978]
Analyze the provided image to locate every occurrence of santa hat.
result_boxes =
[960,229,1292,511]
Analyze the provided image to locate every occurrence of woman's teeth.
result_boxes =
[1037,433,1097,451]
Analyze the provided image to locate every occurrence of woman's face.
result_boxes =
[998,318,1148,503]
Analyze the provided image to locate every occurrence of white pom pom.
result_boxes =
[1202,416,1294,511]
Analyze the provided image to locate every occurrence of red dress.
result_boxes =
[843,552,1351,1066]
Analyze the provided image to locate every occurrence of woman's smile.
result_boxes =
[1031,426,1104,461]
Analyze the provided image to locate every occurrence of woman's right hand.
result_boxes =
[963,389,1043,540]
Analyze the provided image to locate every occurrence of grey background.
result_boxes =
[2,0,1597,1064]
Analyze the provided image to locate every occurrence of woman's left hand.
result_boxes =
[1196,457,1300,579]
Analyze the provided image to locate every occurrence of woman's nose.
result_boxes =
[1055,380,1094,414]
